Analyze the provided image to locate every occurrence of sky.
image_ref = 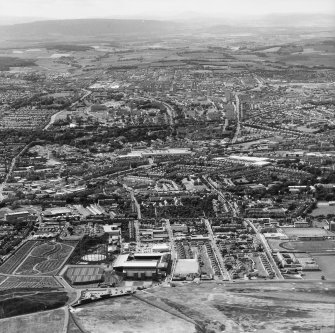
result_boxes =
[0,0,334,20]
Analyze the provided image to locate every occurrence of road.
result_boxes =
[0,142,31,202]
[231,94,241,144]
[62,306,69,333]
[44,110,67,130]
[161,101,175,126]
[164,219,177,282]
[202,175,238,217]
[203,218,231,281]
[246,219,284,280]
[134,220,141,250]
[128,188,141,220]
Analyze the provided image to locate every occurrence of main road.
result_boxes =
[164,218,178,282]
[246,219,284,279]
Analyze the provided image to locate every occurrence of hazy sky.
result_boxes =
[1,0,334,19]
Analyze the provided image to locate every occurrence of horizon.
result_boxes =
[0,0,334,22]
[0,12,335,28]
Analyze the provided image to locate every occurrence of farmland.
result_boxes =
[0,56,36,71]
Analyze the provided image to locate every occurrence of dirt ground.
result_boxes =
[1,280,334,332]
[73,281,335,333]
[73,295,196,333]
[148,281,335,332]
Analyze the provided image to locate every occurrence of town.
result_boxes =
[0,16,335,333]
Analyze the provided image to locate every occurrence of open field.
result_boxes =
[73,295,196,333]
[0,307,66,333]
[312,255,335,279]
[147,282,335,332]
[311,204,335,216]
[0,56,36,70]
[72,281,335,333]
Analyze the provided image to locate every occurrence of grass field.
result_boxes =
[0,307,66,333]
[0,290,68,319]
[313,255,335,280]
[311,205,335,216]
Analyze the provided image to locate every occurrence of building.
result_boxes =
[103,225,121,244]
[4,211,30,223]
[113,253,170,280]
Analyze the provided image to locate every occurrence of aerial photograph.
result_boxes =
[0,0,334,332]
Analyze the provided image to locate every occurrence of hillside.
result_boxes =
[0,19,180,41]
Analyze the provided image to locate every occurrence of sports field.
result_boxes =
[65,265,104,285]
[279,240,335,253]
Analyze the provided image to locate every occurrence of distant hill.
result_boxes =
[0,19,180,41]
[0,16,46,26]
[250,14,335,28]
[190,13,335,32]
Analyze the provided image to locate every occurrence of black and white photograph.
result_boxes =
[0,0,334,332]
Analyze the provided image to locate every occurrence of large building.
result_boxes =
[113,253,170,280]
[4,211,30,223]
